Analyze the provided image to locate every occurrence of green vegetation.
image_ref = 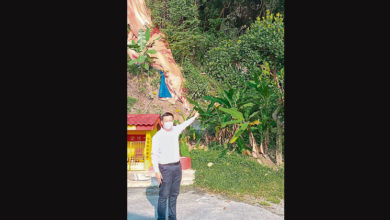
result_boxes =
[128,0,285,204]
[127,27,161,76]
[187,59,284,165]
[179,140,190,157]
[259,201,271,206]
[205,10,284,90]
[190,149,284,204]
[181,60,215,100]
[127,97,138,113]
[138,0,284,166]
[146,0,284,96]
[176,110,201,157]
[142,1,285,166]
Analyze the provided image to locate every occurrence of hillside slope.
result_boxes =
[127,72,194,122]
[127,0,190,111]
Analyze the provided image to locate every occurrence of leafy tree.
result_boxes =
[147,0,211,64]
[140,0,285,166]
[248,63,284,165]
[199,0,283,36]
[181,60,215,100]
[204,10,284,91]
[127,27,161,76]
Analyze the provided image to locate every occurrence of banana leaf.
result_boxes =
[203,96,230,107]
[230,122,249,143]
[249,111,260,119]
[146,49,157,54]
[145,27,150,42]
[218,107,244,121]
[222,89,234,107]
[221,119,242,128]
[240,102,255,109]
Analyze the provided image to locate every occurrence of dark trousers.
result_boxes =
[157,162,182,220]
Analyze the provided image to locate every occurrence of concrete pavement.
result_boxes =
[127,186,284,220]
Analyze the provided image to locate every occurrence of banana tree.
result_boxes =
[189,87,259,150]
[202,87,248,148]
[187,84,276,166]
[216,105,258,150]
[216,105,276,167]
[248,62,284,166]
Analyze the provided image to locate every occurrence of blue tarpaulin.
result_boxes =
[159,70,172,98]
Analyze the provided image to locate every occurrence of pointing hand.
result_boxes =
[194,111,200,119]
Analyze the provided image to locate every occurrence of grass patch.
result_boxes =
[259,201,271,206]
[151,74,160,89]
[127,97,138,113]
[189,149,284,204]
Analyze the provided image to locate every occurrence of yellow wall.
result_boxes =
[127,125,159,171]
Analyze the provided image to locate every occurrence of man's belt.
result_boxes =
[159,161,180,166]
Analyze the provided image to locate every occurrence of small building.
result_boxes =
[127,114,161,171]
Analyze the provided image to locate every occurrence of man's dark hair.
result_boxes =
[161,112,174,121]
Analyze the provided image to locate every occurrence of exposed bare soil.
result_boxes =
[127,72,195,122]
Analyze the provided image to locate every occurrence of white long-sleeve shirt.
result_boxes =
[151,116,196,173]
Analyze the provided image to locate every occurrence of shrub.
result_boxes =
[204,10,284,90]
[181,60,213,100]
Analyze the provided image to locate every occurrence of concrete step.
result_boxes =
[180,180,194,186]
[127,179,194,187]
[127,169,195,188]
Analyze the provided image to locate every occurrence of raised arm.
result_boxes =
[175,115,197,134]
[151,134,160,173]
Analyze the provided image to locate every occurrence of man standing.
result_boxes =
[151,111,199,220]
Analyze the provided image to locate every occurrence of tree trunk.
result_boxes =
[248,127,275,167]
[256,156,276,168]
[259,142,265,155]
[264,127,269,154]
[248,128,260,158]
[275,129,283,166]
[272,106,284,166]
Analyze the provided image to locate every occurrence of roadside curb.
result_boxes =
[127,169,195,188]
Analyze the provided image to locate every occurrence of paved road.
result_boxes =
[127,186,283,220]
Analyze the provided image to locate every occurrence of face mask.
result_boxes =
[164,121,173,130]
